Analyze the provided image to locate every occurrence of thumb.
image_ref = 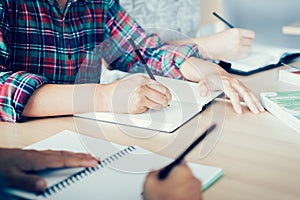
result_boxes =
[198,80,209,97]
[5,169,47,192]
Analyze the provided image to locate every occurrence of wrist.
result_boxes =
[195,37,213,60]
[180,57,215,81]
[95,82,117,112]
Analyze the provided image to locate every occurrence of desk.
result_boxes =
[1,64,300,200]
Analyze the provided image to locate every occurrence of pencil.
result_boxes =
[128,37,156,80]
[158,124,217,180]
[281,62,300,70]
[213,12,234,29]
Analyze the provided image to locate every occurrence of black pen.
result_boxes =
[128,37,156,80]
[212,12,234,29]
[158,124,217,180]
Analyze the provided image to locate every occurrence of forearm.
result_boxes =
[179,57,224,82]
[22,83,115,117]
[169,37,211,59]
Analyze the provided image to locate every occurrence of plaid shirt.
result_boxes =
[0,0,200,122]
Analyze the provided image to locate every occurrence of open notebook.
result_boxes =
[75,76,222,133]
[219,43,300,75]
[5,130,224,200]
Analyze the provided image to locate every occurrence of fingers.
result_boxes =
[250,92,265,112]
[240,38,253,47]
[238,28,255,39]
[143,96,165,111]
[23,150,98,171]
[222,77,265,114]
[147,80,172,102]
[42,151,99,169]
[170,162,194,178]
[231,80,265,113]
[4,169,47,192]
[236,29,255,52]
[222,78,243,114]
[198,79,209,97]
[144,163,202,200]
[131,76,172,112]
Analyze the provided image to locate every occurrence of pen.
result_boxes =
[128,37,156,80]
[281,62,300,70]
[212,12,234,29]
[215,97,247,106]
[158,124,217,180]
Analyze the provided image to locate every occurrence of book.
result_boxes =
[5,130,224,200]
[260,91,300,133]
[75,76,223,133]
[282,21,300,35]
[219,44,300,75]
[278,68,300,86]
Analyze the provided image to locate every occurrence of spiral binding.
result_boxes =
[37,146,136,198]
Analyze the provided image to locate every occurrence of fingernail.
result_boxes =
[251,106,259,114]
[259,105,265,112]
[35,179,46,191]
[201,91,207,96]
[87,160,98,167]
[235,106,242,114]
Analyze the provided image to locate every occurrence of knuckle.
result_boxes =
[230,28,240,37]
[135,96,144,105]
[231,91,239,99]
[240,88,249,95]
[222,78,231,86]
[59,150,68,157]
[136,75,147,83]
[135,86,146,96]
[232,78,242,86]
[25,150,37,159]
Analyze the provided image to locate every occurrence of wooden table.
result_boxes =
[1,64,300,200]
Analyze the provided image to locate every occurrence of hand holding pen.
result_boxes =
[143,163,203,200]
[158,124,216,179]
[127,37,171,109]
[210,12,255,61]
[143,124,216,200]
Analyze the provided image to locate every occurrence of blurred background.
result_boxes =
[201,0,300,48]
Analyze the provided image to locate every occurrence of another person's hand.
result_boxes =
[103,75,172,114]
[198,28,255,61]
[0,148,98,192]
[180,57,265,114]
[143,163,202,200]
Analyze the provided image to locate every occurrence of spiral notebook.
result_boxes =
[219,43,300,75]
[75,76,222,133]
[5,130,223,200]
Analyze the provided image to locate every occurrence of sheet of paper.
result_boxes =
[230,44,300,72]
[6,130,223,200]
[75,76,222,132]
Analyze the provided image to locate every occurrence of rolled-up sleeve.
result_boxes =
[0,71,48,122]
[104,0,201,80]
[0,4,48,122]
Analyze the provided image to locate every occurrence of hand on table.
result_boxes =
[180,57,265,114]
[199,71,265,114]
[0,148,98,192]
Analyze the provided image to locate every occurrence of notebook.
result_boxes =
[75,76,223,133]
[261,91,300,133]
[219,43,300,75]
[278,67,300,86]
[5,130,224,200]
